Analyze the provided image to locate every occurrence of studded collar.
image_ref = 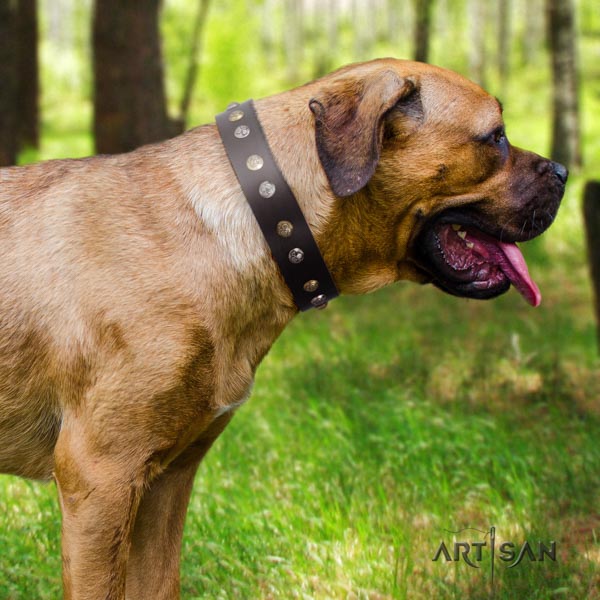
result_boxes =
[215,100,338,311]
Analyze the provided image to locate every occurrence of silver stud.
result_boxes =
[259,181,276,198]
[277,221,293,238]
[246,154,264,170]
[311,294,328,309]
[303,279,319,293]
[226,102,240,111]
[234,125,250,138]
[288,248,304,264]
[228,109,244,121]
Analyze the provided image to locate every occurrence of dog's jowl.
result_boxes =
[0,59,565,599]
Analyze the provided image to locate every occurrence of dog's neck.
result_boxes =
[215,100,338,312]
[253,94,337,240]
[179,87,392,358]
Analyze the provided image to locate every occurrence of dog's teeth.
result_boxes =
[466,242,474,249]
[457,231,467,239]
[452,224,461,231]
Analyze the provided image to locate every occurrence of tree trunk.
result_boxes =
[261,0,277,69]
[468,0,487,88]
[283,0,303,84]
[546,0,581,169]
[386,0,401,45]
[352,0,375,60]
[436,0,450,48]
[583,181,600,352]
[0,0,18,167]
[17,0,39,149]
[326,0,339,67]
[93,0,173,155]
[313,0,338,78]
[178,0,211,128]
[522,0,542,65]
[413,0,434,63]
[497,0,510,96]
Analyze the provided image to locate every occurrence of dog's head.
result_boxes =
[309,59,566,305]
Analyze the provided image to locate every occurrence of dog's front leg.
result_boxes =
[123,461,197,600]
[125,412,234,600]
[54,415,155,600]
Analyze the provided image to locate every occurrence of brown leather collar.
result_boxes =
[215,100,339,312]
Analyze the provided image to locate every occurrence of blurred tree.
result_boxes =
[0,0,39,165]
[261,0,277,69]
[93,0,177,154]
[436,0,450,48]
[17,0,39,149]
[521,0,543,65]
[546,0,582,169]
[497,0,510,95]
[284,0,303,83]
[468,0,487,87]
[583,181,600,350]
[0,0,18,167]
[414,0,435,63]
[352,0,375,60]
[178,0,211,129]
[386,0,401,45]
[313,0,339,78]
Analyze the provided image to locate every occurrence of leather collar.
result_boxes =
[215,100,339,311]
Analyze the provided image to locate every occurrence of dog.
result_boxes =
[0,58,566,599]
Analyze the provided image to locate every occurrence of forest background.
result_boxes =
[0,0,599,599]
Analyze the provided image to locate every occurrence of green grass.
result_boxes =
[2,4,600,599]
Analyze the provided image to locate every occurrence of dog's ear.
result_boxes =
[309,71,419,197]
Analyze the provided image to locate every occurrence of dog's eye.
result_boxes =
[491,128,506,145]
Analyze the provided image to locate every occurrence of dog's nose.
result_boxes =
[551,161,568,184]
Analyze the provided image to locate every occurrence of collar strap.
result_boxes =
[216,100,339,311]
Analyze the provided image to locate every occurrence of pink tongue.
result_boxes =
[496,241,541,307]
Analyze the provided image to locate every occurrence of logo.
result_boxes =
[432,526,557,591]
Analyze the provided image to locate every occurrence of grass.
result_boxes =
[1,4,600,599]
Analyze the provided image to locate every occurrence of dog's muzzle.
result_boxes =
[414,159,567,306]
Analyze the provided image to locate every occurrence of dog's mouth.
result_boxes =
[414,212,541,306]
